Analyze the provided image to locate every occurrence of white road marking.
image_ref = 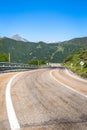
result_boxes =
[50,70,87,99]
[65,69,87,83]
[5,69,40,130]
[6,74,20,130]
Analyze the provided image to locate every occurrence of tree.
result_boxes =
[0,53,8,62]
[0,39,9,62]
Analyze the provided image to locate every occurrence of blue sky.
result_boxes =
[0,0,87,42]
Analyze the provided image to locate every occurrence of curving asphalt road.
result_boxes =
[0,68,87,130]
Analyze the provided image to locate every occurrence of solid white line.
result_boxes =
[6,74,20,130]
[5,69,41,130]
[50,70,87,99]
[65,69,87,83]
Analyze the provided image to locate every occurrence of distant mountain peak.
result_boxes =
[11,34,28,42]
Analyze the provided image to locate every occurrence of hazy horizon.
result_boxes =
[1,34,87,43]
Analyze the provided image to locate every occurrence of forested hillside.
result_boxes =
[0,37,87,63]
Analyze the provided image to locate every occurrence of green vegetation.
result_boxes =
[63,50,87,78]
[0,37,87,63]
[0,39,9,62]
[0,53,8,62]
[28,60,46,65]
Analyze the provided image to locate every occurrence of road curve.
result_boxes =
[0,68,87,130]
[51,68,87,97]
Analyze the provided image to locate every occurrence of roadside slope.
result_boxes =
[62,50,87,78]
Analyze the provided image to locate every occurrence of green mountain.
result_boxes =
[63,50,87,78]
[0,37,87,63]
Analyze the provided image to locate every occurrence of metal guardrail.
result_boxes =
[0,62,29,70]
[0,62,51,72]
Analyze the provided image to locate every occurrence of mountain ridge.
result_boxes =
[11,34,29,42]
[0,36,87,63]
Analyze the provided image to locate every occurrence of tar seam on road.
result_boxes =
[6,73,20,130]
[50,70,87,99]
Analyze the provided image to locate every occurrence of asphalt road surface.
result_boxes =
[0,68,87,130]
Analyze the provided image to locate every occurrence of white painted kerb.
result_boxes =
[6,74,20,130]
